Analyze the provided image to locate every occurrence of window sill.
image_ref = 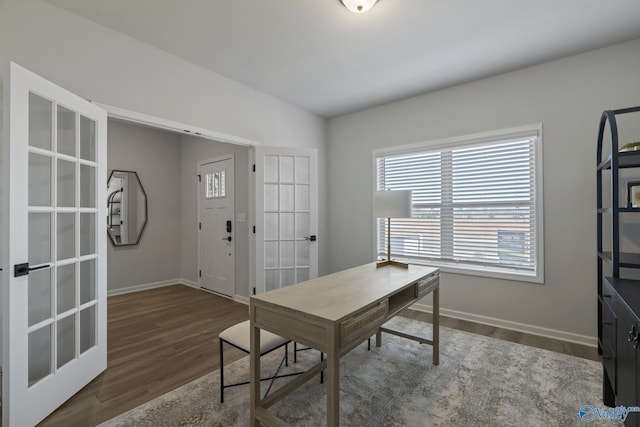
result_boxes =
[388,257,544,284]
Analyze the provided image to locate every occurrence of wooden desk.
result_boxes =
[249,263,440,426]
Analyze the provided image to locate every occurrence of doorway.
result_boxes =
[198,155,235,297]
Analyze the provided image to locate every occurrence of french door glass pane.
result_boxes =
[264,184,278,211]
[264,155,279,182]
[28,153,52,206]
[80,165,96,207]
[296,241,310,266]
[29,93,52,150]
[80,306,96,354]
[57,105,76,157]
[280,269,295,287]
[295,213,309,239]
[265,242,278,268]
[80,213,95,256]
[80,115,96,161]
[279,156,294,182]
[29,212,52,265]
[264,213,278,240]
[57,213,75,261]
[29,325,52,386]
[295,185,310,211]
[80,259,96,304]
[279,184,294,211]
[297,268,310,283]
[57,159,75,207]
[295,157,309,184]
[56,264,75,314]
[265,270,278,292]
[57,315,76,368]
[28,268,52,327]
[280,213,294,239]
[280,241,294,267]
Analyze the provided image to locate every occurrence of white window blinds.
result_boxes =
[375,126,543,282]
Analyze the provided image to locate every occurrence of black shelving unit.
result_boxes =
[596,106,640,424]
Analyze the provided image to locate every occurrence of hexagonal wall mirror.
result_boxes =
[107,170,148,246]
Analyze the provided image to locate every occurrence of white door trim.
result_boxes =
[197,154,236,298]
[91,102,260,147]
[91,101,258,302]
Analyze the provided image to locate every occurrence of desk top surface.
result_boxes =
[251,263,438,322]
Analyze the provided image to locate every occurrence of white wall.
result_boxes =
[327,38,640,342]
[0,0,328,275]
[107,120,181,292]
[179,135,251,297]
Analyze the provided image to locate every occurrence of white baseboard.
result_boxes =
[107,279,182,296]
[107,278,248,307]
[410,303,597,348]
[234,295,249,305]
[179,278,200,289]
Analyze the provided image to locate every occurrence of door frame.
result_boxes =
[197,154,236,297]
[91,102,258,304]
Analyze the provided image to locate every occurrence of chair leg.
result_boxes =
[320,351,324,384]
[285,343,289,367]
[368,337,371,351]
[294,342,297,363]
[219,339,225,403]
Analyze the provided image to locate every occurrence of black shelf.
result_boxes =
[596,106,640,415]
[598,152,640,170]
[599,251,640,268]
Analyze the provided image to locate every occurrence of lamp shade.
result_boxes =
[374,190,412,218]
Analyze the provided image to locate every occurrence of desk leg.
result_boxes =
[250,313,261,427]
[327,326,340,426]
[433,287,440,366]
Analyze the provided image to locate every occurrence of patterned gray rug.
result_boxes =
[100,317,614,427]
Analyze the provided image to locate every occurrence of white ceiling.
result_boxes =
[47,0,640,118]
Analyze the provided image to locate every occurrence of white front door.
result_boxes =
[254,147,318,294]
[2,63,107,426]
[198,156,235,297]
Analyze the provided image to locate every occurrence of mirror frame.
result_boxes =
[107,169,148,247]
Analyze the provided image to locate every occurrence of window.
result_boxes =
[205,170,226,199]
[374,124,543,283]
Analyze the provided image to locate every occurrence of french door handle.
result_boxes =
[304,235,317,242]
[14,263,50,278]
[221,236,232,242]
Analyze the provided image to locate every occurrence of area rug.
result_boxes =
[100,317,615,427]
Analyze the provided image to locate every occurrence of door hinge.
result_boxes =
[199,270,202,278]
[253,287,256,295]
[199,222,202,230]
[198,174,201,182]
[253,226,256,234]
[253,164,256,172]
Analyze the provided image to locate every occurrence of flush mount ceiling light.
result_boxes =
[340,0,378,13]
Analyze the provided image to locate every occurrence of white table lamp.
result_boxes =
[374,190,412,268]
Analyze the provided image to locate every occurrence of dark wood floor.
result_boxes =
[39,284,598,426]
[40,285,249,427]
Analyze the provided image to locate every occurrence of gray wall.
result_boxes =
[179,135,251,297]
[107,120,181,291]
[327,38,640,341]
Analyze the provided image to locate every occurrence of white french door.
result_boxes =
[254,147,318,294]
[2,62,107,426]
